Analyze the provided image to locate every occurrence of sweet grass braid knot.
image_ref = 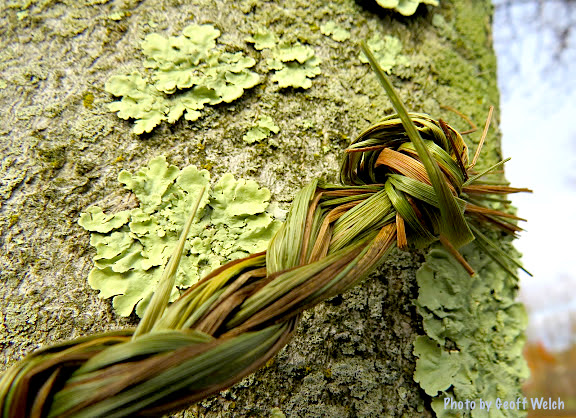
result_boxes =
[0,52,529,416]
[341,112,470,250]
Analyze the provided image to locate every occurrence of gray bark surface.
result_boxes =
[0,0,500,416]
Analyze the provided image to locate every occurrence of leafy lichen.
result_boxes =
[267,42,321,89]
[243,115,280,144]
[105,24,260,134]
[358,34,409,74]
[245,29,322,89]
[245,29,279,51]
[320,21,351,42]
[414,244,529,417]
[79,156,282,317]
[375,0,439,16]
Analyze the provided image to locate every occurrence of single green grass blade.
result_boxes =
[463,158,511,187]
[469,224,532,277]
[360,42,474,248]
[134,186,206,339]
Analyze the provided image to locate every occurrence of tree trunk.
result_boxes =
[0,0,506,416]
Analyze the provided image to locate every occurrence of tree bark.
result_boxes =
[0,0,502,416]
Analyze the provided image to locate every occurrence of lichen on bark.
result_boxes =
[0,0,518,416]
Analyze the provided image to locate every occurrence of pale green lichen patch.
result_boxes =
[245,29,279,51]
[79,207,131,233]
[243,115,280,144]
[375,0,439,16]
[414,244,529,417]
[359,34,409,74]
[267,43,321,89]
[413,336,461,397]
[269,407,286,418]
[245,28,321,89]
[105,24,260,134]
[107,11,127,21]
[106,72,169,135]
[320,21,350,42]
[79,156,281,317]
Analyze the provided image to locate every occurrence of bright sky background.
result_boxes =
[493,0,576,351]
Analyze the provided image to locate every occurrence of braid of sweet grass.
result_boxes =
[0,44,531,418]
[0,185,399,418]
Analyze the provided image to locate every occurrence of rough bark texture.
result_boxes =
[0,0,501,416]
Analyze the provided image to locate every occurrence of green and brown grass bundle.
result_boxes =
[0,44,530,417]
